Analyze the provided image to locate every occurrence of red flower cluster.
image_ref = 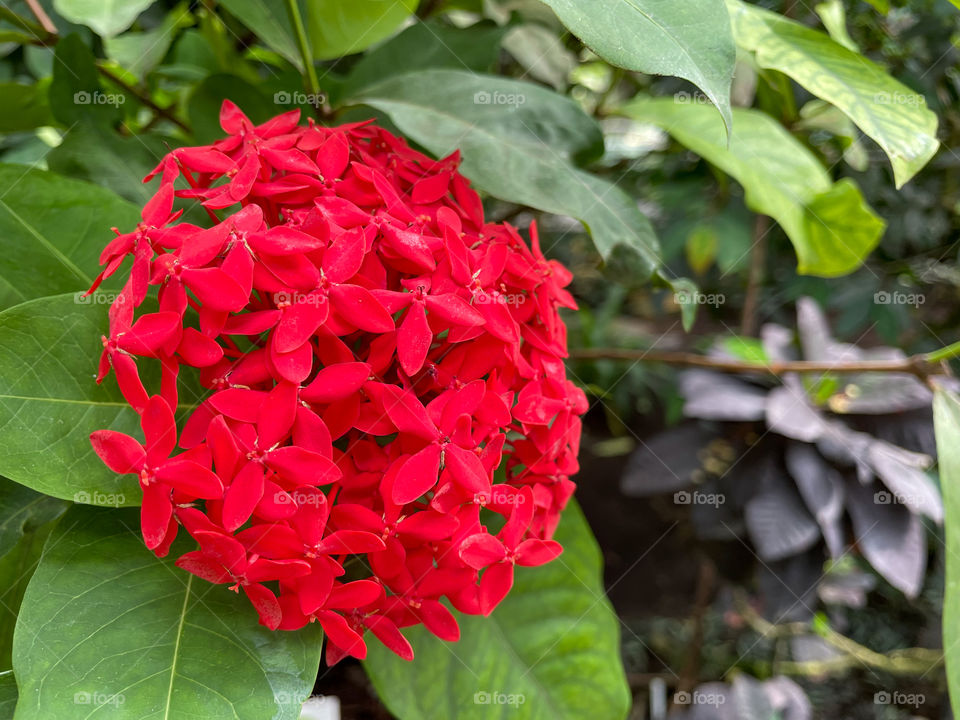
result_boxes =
[89,101,585,663]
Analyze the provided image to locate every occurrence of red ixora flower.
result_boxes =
[89,100,586,664]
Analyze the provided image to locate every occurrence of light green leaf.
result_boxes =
[538,0,735,133]
[815,0,858,52]
[935,387,960,720]
[103,4,192,79]
[620,98,884,277]
[0,83,52,133]
[352,69,659,271]
[13,506,323,720]
[503,23,576,92]
[0,164,140,309]
[727,0,938,188]
[52,0,155,37]
[306,0,419,60]
[364,500,630,719]
[0,295,142,504]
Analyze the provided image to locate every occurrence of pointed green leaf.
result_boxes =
[620,98,884,277]
[52,0,155,37]
[727,0,938,187]
[351,69,659,272]
[13,506,323,720]
[0,295,143,504]
[217,0,303,70]
[539,0,735,133]
[306,0,419,60]
[364,500,630,720]
[934,387,960,719]
[0,165,140,309]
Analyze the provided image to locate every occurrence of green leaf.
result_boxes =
[0,82,52,132]
[0,672,15,719]
[52,0,155,37]
[503,24,576,92]
[727,0,938,188]
[935,387,960,719]
[0,164,140,308]
[364,500,630,720]
[0,295,143,504]
[306,0,420,60]
[620,98,884,277]
[342,20,507,96]
[188,74,275,144]
[103,5,192,79]
[46,123,171,205]
[49,34,122,127]
[538,0,735,133]
[0,484,65,670]
[814,0,858,52]
[13,505,323,720]
[351,69,659,271]
[217,0,304,70]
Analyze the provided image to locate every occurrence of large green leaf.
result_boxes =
[52,0,155,37]
[935,387,960,719]
[620,98,884,277]
[364,500,630,720]
[0,83,52,133]
[217,0,303,70]
[727,0,938,188]
[13,506,323,720]
[539,0,735,132]
[306,0,419,60]
[352,69,659,271]
[0,164,139,309]
[0,295,143,504]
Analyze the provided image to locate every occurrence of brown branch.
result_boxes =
[740,215,769,337]
[24,0,56,35]
[96,65,192,135]
[567,348,946,381]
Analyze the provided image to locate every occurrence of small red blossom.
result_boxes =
[89,100,585,663]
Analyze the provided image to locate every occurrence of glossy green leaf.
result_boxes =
[0,295,142,504]
[727,0,938,188]
[342,20,507,96]
[49,34,122,127]
[352,70,659,271]
[0,164,139,308]
[0,83,52,133]
[935,387,960,720]
[217,0,303,70]
[52,0,155,37]
[538,0,735,132]
[364,500,630,720]
[13,505,323,720]
[620,98,884,277]
[306,0,419,60]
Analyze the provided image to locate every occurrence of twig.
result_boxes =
[283,0,321,110]
[96,64,192,135]
[740,215,769,336]
[675,558,715,700]
[24,0,57,35]
[567,348,948,381]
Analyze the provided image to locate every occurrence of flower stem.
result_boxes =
[283,0,321,103]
